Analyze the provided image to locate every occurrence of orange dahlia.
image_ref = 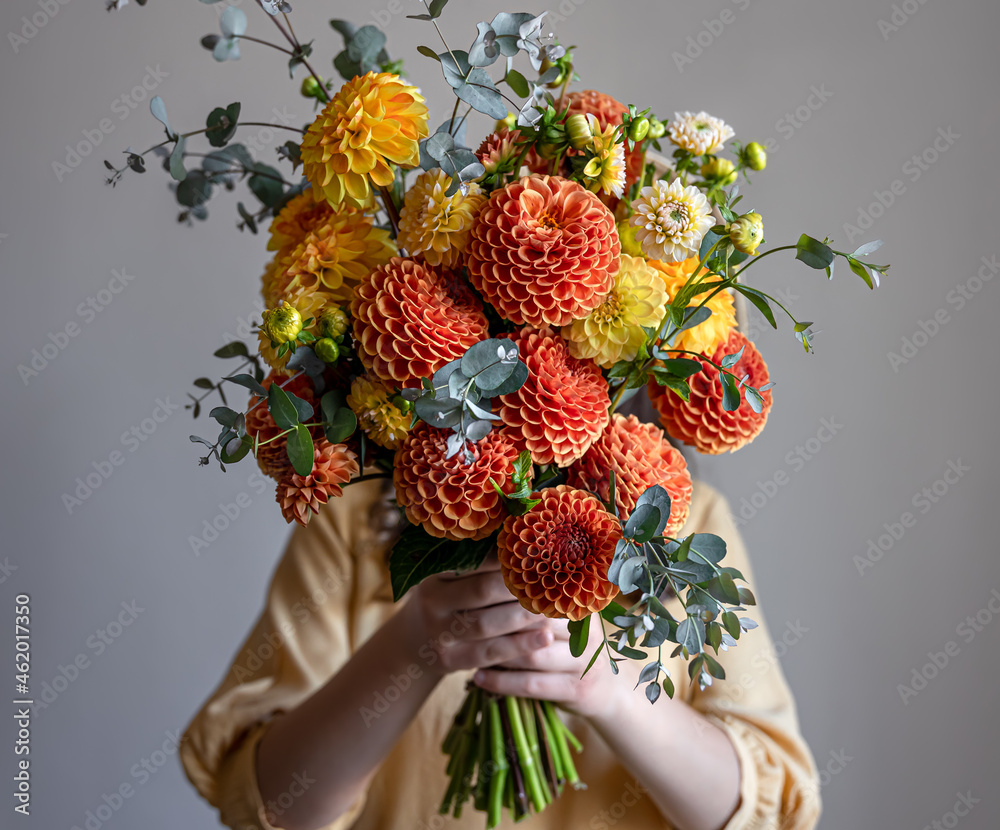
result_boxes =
[467,175,620,328]
[567,413,692,533]
[301,72,429,208]
[498,485,621,621]
[267,189,334,258]
[393,421,521,541]
[648,257,737,355]
[476,129,524,176]
[246,373,319,479]
[648,331,773,454]
[275,439,360,526]
[351,257,490,389]
[269,208,396,305]
[497,327,610,468]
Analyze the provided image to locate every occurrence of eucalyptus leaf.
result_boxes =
[624,503,661,543]
[676,617,705,655]
[149,96,171,136]
[168,137,187,181]
[795,234,835,269]
[219,6,247,38]
[285,424,315,476]
[267,382,300,430]
[568,615,590,658]
[225,373,267,398]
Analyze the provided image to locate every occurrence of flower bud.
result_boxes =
[313,337,340,364]
[617,220,645,257]
[391,394,414,414]
[628,116,650,143]
[261,303,303,345]
[701,157,737,186]
[300,75,324,100]
[647,117,666,140]
[742,141,767,171]
[565,113,592,150]
[496,114,518,133]
[318,306,349,340]
[729,212,764,256]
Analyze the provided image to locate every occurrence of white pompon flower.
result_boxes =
[668,111,735,156]
[629,179,714,263]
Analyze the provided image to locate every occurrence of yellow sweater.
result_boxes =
[180,480,821,830]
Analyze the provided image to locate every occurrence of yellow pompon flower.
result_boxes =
[258,290,332,375]
[397,169,486,268]
[301,72,429,209]
[562,255,668,369]
[270,208,396,305]
[629,178,714,263]
[582,114,626,199]
[648,257,737,355]
[668,111,735,157]
[266,189,334,259]
[346,375,412,450]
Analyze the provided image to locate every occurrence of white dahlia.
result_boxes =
[668,111,735,156]
[629,178,714,263]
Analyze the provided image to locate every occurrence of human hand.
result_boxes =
[401,554,555,679]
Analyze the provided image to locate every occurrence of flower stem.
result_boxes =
[506,696,547,812]
[378,185,401,236]
[486,697,507,828]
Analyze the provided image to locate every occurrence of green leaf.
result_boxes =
[319,390,358,443]
[599,601,628,623]
[248,164,284,207]
[634,485,671,537]
[735,285,777,329]
[149,95,171,136]
[568,615,591,658]
[285,424,315,476]
[206,102,241,147]
[702,652,726,680]
[650,373,691,402]
[221,434,251,464]
[580,640,605,678]
[407,0,449,19]
[662,674,675,698]
[505,69,530,98]
[226,373,267,398]
[210,405,238,426]
[214,341,249,359]
[645,682,661,704]
[707,621,722,652]
[720,345,746,369]
[388,524,493,600]
[719,371,741,412]
[285,389,314,423]
[194,377,215,390]
[417,45,441,61]
[794,234,834,270]
[624,503,661,543]
[676,617,705,655]
[463,339,517,388]
[847,257,875,289]
[658,358,702,378]
[268,382,300,430]
[169,136,187,181]
[722,610,741,639]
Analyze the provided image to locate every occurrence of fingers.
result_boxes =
[426,568,513,612]
[495,640,580,672]
[464,601,546,641]
[437,628,554,674]
[473,667,578,702]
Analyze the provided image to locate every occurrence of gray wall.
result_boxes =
[1,0,997,828]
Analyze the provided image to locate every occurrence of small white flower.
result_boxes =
[668,111,735,156]
[629,178,714,263]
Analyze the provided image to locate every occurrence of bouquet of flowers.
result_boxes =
[108,2,889,826]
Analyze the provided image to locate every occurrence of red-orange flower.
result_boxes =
[498,485,621,621]
[351,257,489,389]
[567,413,692,534]
[245,372,319,480]
[393,422,521,541]
[275,439,359,526]
[466,175,620,328]
[497,327,610,467]
[648,331,773,454]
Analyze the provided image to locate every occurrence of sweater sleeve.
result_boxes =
[687,486,822,830]
[179,480,393,830]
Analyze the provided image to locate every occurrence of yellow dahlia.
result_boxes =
[270,208,396,304]
[668,111,735,156]
[258,290,333,374]
[648,257,737,355]
[346,374,412,450]
[629,178,714,263]
[581,114,627,199]
[301,72,429,208]
[267,189,334,258]
[562,255,668,368]
[397,169,486,268]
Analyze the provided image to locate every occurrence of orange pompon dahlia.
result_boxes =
[567,413,693,533]
[276,439,360,526]
[393,422,521,541]
[648,331,773,454]
[498,485,621,621]
[497,327,610,467]
[245,373,319,479]
[648,257,737,355]
[301,72,429,208]
[267,189,334,258]
[467,176,620,328]
[270,208,396,304]
[351,257,490,389]
[397,169,486,268]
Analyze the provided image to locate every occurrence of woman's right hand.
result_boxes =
[400,554,555,678]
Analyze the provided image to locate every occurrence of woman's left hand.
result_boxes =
[472,617,628,724]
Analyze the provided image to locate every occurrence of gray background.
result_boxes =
[1,0,997,828]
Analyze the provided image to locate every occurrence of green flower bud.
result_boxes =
[628,116,650,143]
[701,157,737,186]
[647,117,666,140]
[729,212,764,256]
[318,306,349,340]
[300,75,324,100]
[565,113,592,150]
[313,337,340,364]
[391,394,414,414]
[261,303,303,345]
[742,142,767,171]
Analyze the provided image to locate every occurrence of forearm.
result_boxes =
[589,689,741,830]
[256,602,440,830]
